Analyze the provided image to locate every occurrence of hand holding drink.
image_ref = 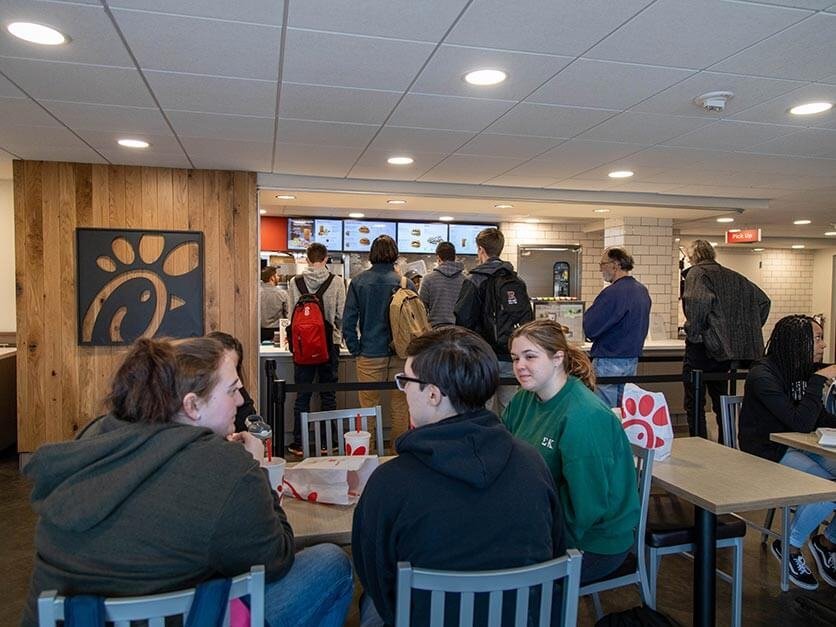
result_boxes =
[245,414,273,462]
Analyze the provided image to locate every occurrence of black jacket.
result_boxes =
[739,360,836,462]
[352,409,565,627]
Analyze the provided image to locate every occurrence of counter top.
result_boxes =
[0,347,16,361]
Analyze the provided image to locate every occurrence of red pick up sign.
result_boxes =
[726,228,761,244]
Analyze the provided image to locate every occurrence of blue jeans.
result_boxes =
[292,344,340,444]
[592,357,638,408]
[779,449,836,548]
[265,543,354,627]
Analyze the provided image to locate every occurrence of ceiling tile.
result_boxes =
[283,29,434,91]
[43,101,169,134]
[577,111,711,144]
[108,0,285,25]
[0,58,154,107]
[728,83,836,128]
[169,111,274,142]
[418,154,526,183]
[348,149,447,180]
[145,71,276,116]
[0,123,97,151]
[0,73,24,98]
[504,140,642,179]
[275,142,364,178]
[112,9,280,80]
[485,103,617,137]
[456,134,561,159]
[742,128,836,158]
[0,97,61,127]
[389,93,514,132]
[632,71,805,117]
[527,59,694,109]
[586,0,811,69]
[9,145,107,163]
[99,152,191,168]
[741,1,835,8]
[663,120,798,151]
[276,119,378,147]
[76,129,182,154]
[621,146,735,170]
[368,126,474,154]
[412,45,572,100]
[182,138,273,171]
[287,0,468,40]
[483,174,559,187]
[0,0,133,66]
[279,84,400,125]
[447,0,654,56]
[709,13,836,81]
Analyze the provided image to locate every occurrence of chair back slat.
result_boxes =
[720,395,744,450]
[301,405,385,458]
[458,592,474,627]
[513,587,529,627]
[149,617,165,627]
[487,590,502,627]
[538,581,552,627]
[114,621,130,627]
[429,590,445,626]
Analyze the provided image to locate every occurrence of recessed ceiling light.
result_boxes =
[275,194,295,200]
[387,156,413,165]
[464,69,507,86]
[524,218,539,223]
[674,238,681,242]
[727,228,741,233]
[387,199,406,205]
[709,242,719,247]
[494,203,513,209]
[117,138,149,149]
[608,170,634,179]
[793,219,811,225]
[789,102,832,116]
[593,208,610,214]
[7,22,68,45]
[792,244,805,249]
[348,212,365,219]
[825,231,836,236]
[753,248,764,252]
[716,217,734,223]
[259,209,267,215]
[439,216,454,222]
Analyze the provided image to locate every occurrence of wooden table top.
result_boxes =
[770,431,836,459]
[651,437,836,515]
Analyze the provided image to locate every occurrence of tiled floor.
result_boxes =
[2,445,834,626]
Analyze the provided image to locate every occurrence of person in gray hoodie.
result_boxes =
[419,241,465,328]
[286,243,346,457]
[21,337,353,627]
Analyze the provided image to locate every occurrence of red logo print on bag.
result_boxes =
[622,393,670,448]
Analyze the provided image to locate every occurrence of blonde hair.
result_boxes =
[510,319,596,390]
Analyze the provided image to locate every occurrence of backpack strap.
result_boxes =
[294,275,309,296]
[314,273,335,300]
[400,275,407,290]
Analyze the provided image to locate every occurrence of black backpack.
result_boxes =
[479,267,533,356]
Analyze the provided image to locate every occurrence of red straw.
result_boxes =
[355,413,361,433]
[266,437,272,462]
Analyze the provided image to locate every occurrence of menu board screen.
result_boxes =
[448,224,496,255]
[343,219,397,252]
[313,219,343,251]
[397,222,449,254]
[288,218,315,251]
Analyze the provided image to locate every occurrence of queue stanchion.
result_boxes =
[264,359,277,455]
[274,379,286,458]
[691,368,706,439]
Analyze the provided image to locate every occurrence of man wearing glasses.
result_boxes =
[352,327,565,627]
[582,247,651,408]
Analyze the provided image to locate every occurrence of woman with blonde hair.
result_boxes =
[503,319,639,583]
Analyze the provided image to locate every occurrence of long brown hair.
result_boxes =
[106,337,225,424]
[510,319,596,390]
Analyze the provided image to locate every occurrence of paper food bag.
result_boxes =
[283,455,379,505]
[620,383,673,461]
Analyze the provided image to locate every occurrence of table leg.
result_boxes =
[781,506,790,592]
[694,506,717,627]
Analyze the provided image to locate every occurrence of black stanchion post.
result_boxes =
[274,379,286,458]
[691,369,705,439]
[728,360,738,396]
[264,358,276,428]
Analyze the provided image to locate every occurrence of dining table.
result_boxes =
[770,431,836,459]
[651,437,836,627]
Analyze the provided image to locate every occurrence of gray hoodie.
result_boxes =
[287,265,347,345]
[21,415,294,627]
[418,260,465,327]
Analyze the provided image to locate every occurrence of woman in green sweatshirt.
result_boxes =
[502,319,639,584]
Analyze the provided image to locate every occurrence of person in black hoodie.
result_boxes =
[739,315,836,590]
[352,326,566,627]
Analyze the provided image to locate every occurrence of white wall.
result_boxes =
[812,248,836,363]
[0,178,15,332]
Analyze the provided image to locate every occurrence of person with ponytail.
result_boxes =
[22,337,353,627]
[502,319,639,584]
[739,315,836,590]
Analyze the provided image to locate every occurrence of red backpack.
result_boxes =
[288,274,335,366]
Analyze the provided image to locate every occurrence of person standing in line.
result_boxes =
[583,247,651,408]
[418,241,466,328]
[286,243,346,458]
[454,227,532,417]
[682,239,771,443]
[259,266,288,343]
[343,235,414,441]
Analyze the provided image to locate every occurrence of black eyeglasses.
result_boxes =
[394,373,429,391]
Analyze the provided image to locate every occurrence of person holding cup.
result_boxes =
[22,337,353,627]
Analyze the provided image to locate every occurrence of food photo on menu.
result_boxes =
[396,222,449,254]
[314,218,343,251]
[343,219,397,252]
[448,223,495,255]
[287,218,315,250]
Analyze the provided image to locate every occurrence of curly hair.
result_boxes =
[765,315,817,401]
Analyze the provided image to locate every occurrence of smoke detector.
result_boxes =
[694,91,734,113]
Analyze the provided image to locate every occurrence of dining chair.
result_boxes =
[394,549,583,627]
[579,444,654,619]
[38,565,264,627]
[301,405,385,458]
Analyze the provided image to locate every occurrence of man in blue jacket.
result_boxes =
[583,247,651,407]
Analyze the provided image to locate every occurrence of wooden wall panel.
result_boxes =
[14,161,258,452]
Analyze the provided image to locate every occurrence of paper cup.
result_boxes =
[262,458,286,497]
[344,430,371,456]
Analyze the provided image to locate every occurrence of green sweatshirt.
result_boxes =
[503,376,639,555]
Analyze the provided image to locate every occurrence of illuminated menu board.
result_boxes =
[287,218,314,251]
[396,222,449,254]
[448,224,496,255]
[343,219,397,252]
[313,219,343,251]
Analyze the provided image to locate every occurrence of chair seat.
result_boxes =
[582,552,637,587]
[646,515,746,548]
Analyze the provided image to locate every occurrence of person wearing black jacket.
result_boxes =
[739,315,836,590]
[352,327,566,627]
